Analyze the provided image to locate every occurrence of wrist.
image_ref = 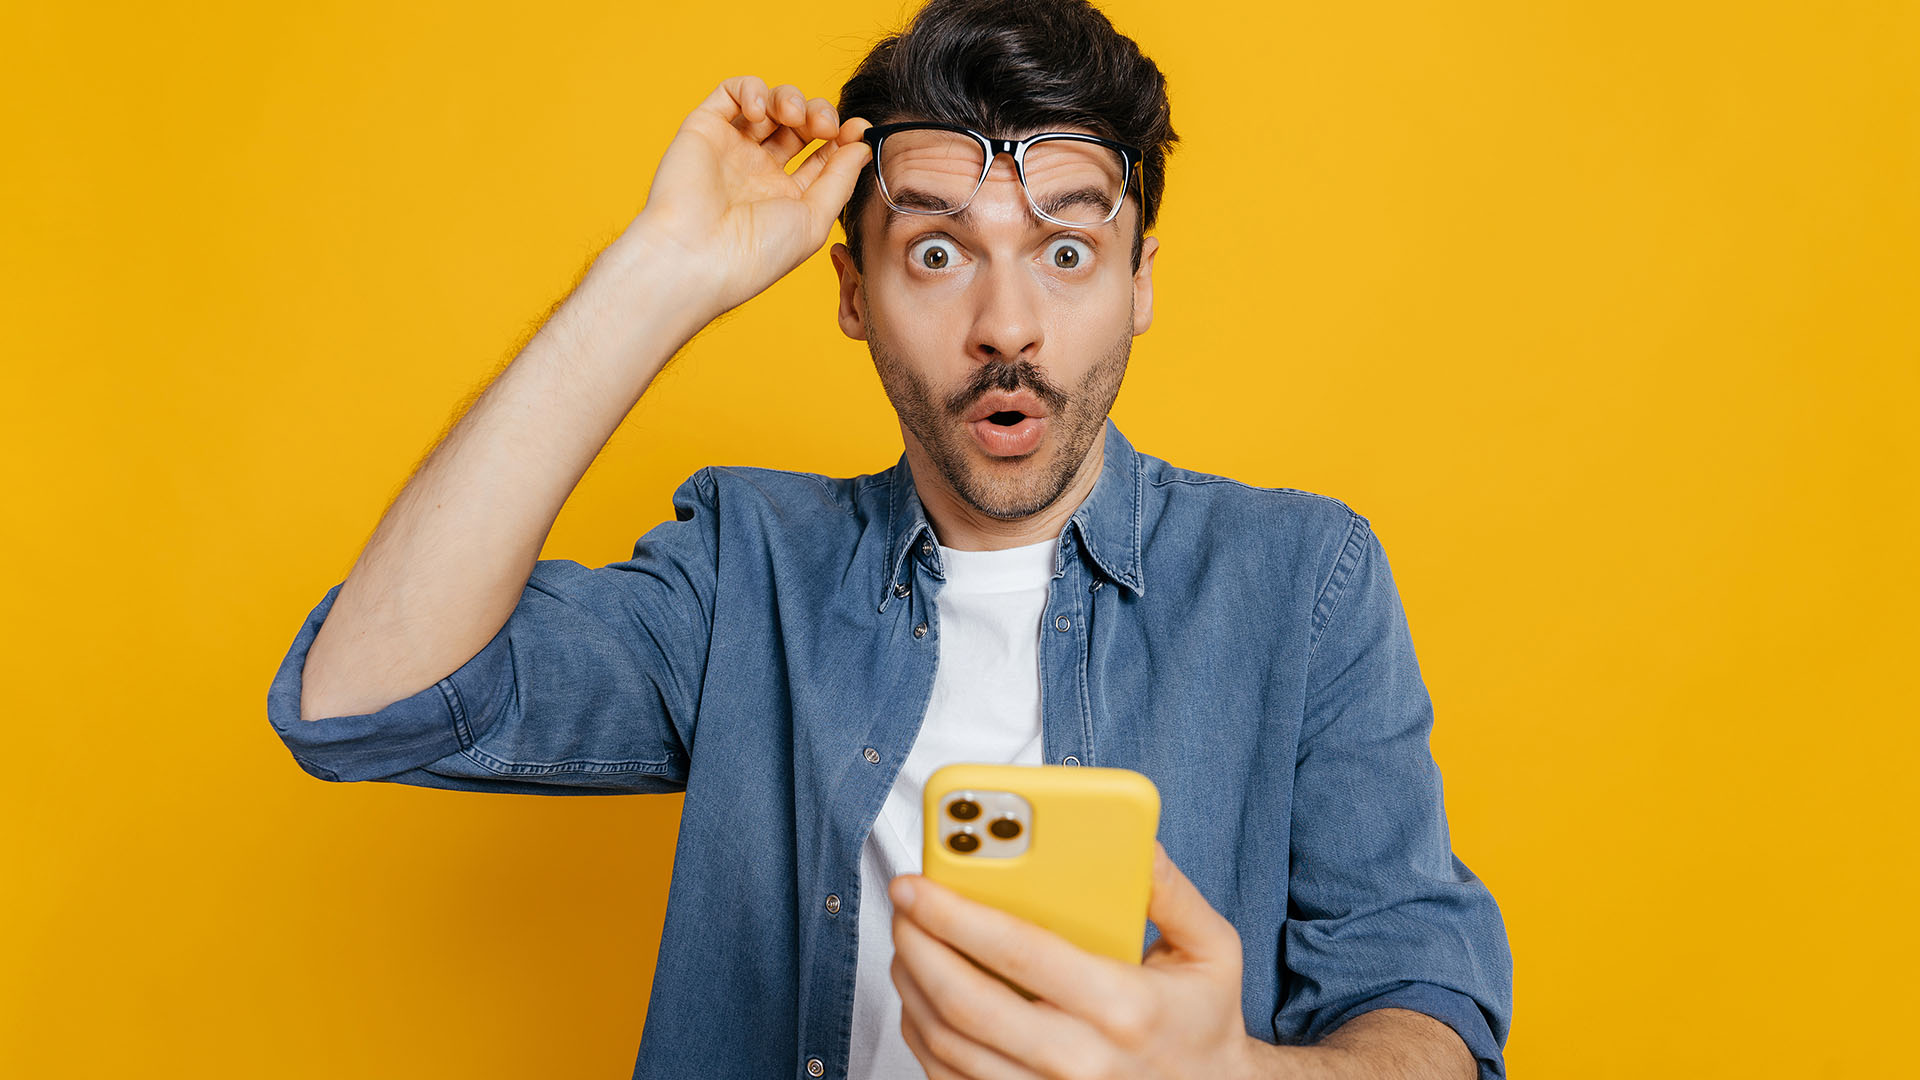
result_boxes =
[557,221,729,367]
[599,217,731,327]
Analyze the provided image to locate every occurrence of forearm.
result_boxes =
[1247,1009,1476,1080]
[299,227,718,723]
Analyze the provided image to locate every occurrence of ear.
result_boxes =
[1131,234,1159,336]
[829,242,868,341]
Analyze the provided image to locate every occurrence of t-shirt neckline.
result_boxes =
[936,536,1057,595]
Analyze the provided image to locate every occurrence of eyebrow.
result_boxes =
[879,185,1119,236]
[1035,187,1116,221]
[881,188,976,234]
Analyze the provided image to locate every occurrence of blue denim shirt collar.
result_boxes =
[880,418,1146,612]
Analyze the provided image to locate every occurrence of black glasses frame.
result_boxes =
[861,121,1143,228]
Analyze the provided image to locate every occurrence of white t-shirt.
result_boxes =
[846,537,1056,1079]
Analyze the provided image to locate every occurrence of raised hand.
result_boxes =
[627,75,872,320]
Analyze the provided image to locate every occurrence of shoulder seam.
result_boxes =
[1148,473,1359,515]
[1305,512,1372,668]
[702,464,858,522]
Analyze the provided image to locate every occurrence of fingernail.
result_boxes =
[893,877,916,909]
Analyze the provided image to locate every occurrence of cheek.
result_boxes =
[869,278,968,343]
[1048,275,1134,335]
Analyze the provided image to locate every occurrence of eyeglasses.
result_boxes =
[862,121,1143,229]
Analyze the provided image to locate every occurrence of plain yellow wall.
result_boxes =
[3,0,1913,1075]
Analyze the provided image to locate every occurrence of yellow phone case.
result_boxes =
[922,763,1161,970]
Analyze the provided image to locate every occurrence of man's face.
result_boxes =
[830,127,1159,522]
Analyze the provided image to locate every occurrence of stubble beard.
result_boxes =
[867,319,1132,522]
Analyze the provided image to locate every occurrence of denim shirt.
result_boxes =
[266,419,1513,1079]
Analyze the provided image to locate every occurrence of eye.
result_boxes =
[910,237,960,271]
[1045,238,1092,270]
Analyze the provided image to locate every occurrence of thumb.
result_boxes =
[800,119,874,227]
[1144,841,1240,966]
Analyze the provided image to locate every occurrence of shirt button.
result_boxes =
[863,746,881,764]
[1062,755,1080,766]
[1054,615,1071,632]
[1090,580,1103,592]
[825,893,841,915]
[920,539,934,557]
[893,582,910,598]
[806,1058,825,1077]
[913,623,928,639]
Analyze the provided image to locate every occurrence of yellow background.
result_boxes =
[3,0,1913,1075]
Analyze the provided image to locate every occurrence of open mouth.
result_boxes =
[967,411,1047,457]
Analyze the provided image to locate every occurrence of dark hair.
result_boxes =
[836,0,1177,272]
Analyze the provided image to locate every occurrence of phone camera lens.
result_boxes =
[988,816,1021,840]
[948,799,981,821]
[948,830,980,853]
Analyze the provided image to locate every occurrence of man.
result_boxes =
[266,0,1513,1077]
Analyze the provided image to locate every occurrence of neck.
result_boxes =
[905,433,1106,552]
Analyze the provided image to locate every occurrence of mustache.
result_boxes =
[944,359,1069,418]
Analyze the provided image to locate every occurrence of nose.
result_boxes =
[969,259,1043,363]
[966,179,1045,363]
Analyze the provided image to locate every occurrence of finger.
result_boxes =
[733,108,782,142]
[759,94,839,166]
[801,96,840,143]
[768,83,808,132]
[898,1017,985,1080]
[1143,841,1243,966]
[734,112,780,141]
[760,125,806,164]
[715,76,780,141]
[899,1021,966,1080]
[798,118,875,223]
[893,873,1146,1028]
[746,83,813,145]
[786,135,835,188]
[787,115,859,187]
[894,959,1048,1080]
[698,75,769,126]
[892,903,1113,1074]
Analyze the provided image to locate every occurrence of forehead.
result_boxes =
[867,122,1131,239]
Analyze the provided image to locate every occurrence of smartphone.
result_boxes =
[921,762,1161,995]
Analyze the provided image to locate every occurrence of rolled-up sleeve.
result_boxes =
[1276,515,1514,1076]
[264,468,720,796]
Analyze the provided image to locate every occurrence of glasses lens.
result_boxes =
[878,129,1130,226]
[877,128,988,215]
[1021,138,1129,226]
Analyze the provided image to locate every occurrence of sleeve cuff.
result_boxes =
[1315,981,1505,1080]
[264,583,512,782]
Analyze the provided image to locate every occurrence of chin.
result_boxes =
[953,438,1083,520]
